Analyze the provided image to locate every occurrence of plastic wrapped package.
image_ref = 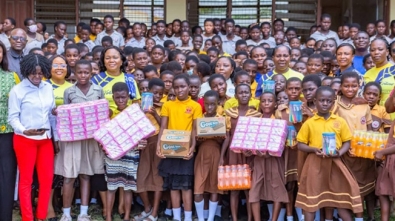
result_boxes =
[93,104,155,160]
[229,117,287,156]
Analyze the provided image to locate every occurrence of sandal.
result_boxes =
[142,215,158,221]
[133,207,153,221]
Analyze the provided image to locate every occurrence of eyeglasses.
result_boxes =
[52,64,67,68]
[9,35,27,42]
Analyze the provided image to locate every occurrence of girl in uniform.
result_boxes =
[220,84,262,221]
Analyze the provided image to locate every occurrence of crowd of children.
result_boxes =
[2,11,395,221]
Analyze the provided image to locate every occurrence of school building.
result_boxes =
[1,0,394,38]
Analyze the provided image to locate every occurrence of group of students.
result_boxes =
[2,10,395,221]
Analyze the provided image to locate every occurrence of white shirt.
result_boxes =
[310,30,340,46]
[8,79,58,140]
[370,35,393,44]
[24,38,43,55]
[80,40,96,52]
[0,33,11,50]
[125,37,146,48]
[222,35,241,55]
[47,35,68,55]
[95,30,125,47]
[152,35,170,47]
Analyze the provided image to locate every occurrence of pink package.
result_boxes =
[93,104,155,160]
[229,117,287,156]
[56,99,110,141]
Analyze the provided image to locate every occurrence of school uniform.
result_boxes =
[249,115,289,203]
[295,113,363,213]
[194,113,224,195]
[221,35,241,55]
[370,104,391,132]
[333,97,376,197]
[224,97,260,111]
[95,30,125,47]
[105,107,140,191]
[225,107,262,166]
[158,97,203,190]
[136,104,164,192]
[275,104,299,183]
[297,105,317,181]
[80,40,96,52]
[54,83,105,178]
[125,37,146,48]
[376,122,395,197]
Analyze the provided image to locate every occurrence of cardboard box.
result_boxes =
[160,129,191,158]
[196,117,226,138]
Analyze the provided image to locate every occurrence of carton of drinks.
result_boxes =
[56,99,110,141]
[159,130,191,158]
[93,104,156,160]
[230,117,287,156]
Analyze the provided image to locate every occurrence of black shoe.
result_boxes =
[214,215,223,221]
[119,213,125,219]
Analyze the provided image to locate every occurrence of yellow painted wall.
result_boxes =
[391,0,395,21]
[166,0,187,22]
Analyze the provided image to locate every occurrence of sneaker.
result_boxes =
[59,215,72,221]
[77,214,92,221]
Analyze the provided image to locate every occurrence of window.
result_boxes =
[124,0,165,26]
[197,0,272,27]
[79,0,164,28]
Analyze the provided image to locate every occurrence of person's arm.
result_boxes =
[63,88,70,105]
[385,89,395,113]
[7,88,26,134]
[219,131,230,166]
[148,107,161,124]
[49,93,59,141]
[332,140,350,157]
[156,116,168,158]
[297,142,321,153]
[185,119,197,160]
[375,144,395,159]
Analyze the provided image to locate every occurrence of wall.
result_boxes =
[166,0,187,22]
[391,0,395,21]
[0,0,33,28]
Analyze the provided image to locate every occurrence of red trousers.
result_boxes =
[13,134,54,221]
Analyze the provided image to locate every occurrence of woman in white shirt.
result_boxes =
[8,53,58,221]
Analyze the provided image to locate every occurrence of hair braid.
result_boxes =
[20,53,52,79]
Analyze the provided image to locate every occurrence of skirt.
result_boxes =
[295,153,363,213]
[342,153,376,197]
[54,139,105,178]
[227,148,253,166]
[136,135,163,192]
[194,139,222,194]
[105,150,140,191]
[285,147,298,183]
[158,156,194,190]
[249,156,289,203]
[376,154,395,197]
[297,150,308,182]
